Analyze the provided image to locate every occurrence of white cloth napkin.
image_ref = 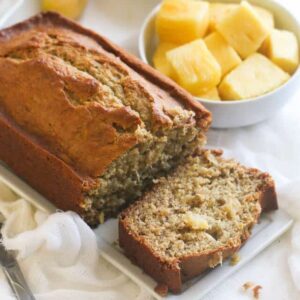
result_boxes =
[0,182,151,300]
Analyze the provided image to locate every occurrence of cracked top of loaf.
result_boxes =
[0,12,211,178]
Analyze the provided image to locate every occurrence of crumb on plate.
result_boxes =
[155,283,168,297]
[230,253,241,265]
[243,281,254,291]
[242,282,263,299]
[253,285,262,299]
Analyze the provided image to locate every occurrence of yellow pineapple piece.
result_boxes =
[205,32,241,77]
[184,213,209,231]
[167,39,221,94]
[156,0,210,44]
[260,29,299,74]
[209,3,238,32]
[209,3,274,32]
[255,6,275,30]
[219,53,290,100]
[197,87,221,101]
[42,0,87,19]
[216,1,271,58]
[153,43,178,78]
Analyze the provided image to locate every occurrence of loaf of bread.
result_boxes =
[0,12,211,226]
[119,149,277,294]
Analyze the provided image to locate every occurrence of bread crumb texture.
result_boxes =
[121,150,273,262]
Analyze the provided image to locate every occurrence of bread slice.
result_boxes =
[119,150,277,294]
[0,12,211,226]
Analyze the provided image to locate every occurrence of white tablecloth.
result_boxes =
[1,0,300,299]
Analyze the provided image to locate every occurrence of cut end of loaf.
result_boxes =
[82,124,206,226]
[119,149,277,293]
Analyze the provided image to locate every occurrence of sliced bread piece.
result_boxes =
[119,149,277,294]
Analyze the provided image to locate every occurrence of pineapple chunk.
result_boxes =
[153,43,178,78]
[156,0,209,44]
[260,29,299,74]
[197,87,221,101]
[205,32,242,77]
[219,53,290,100]
[42,0,87,19]
[209,3,274,32]
[184,213,209,231]
[216,1,271,58]
[167,40,221,94]
[209,3,238,32]
[255,6,275,30]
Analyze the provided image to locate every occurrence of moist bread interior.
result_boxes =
[85,125,202,224]
[121,150,268,261]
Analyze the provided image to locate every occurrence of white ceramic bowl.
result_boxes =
[139,0,300,128]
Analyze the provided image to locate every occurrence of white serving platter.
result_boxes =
[0,0,23,28]
[0,161,293,300]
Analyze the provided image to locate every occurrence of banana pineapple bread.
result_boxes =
[119,149,277,294]
[0,12,211,226]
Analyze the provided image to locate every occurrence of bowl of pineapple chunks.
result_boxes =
[139,0,300,128]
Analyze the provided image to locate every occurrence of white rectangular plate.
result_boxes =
[0,161,293,300]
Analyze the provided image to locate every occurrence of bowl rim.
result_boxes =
[138,0,300,105]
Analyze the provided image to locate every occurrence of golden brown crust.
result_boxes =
[259,175,278,211]
[0,55,140,177]
[0,112,89,214]
[0,12,211,128]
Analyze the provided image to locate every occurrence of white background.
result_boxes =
[2,0,300,299]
